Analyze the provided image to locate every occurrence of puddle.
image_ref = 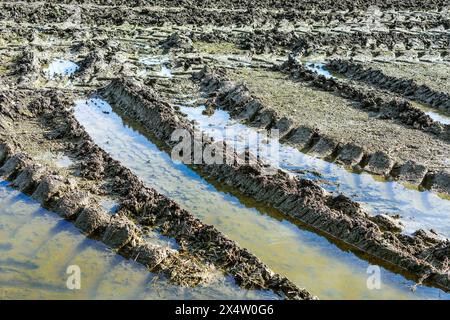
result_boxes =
[74,98,450,299]
[43,59,79,79]
[180,105,450,238]
[35,151,74,169]
[139,56,173,78]
[425,111,450,125]
[411,102,450,125]
[305,62,335,79]
[140,231,181,251]
[0,181,275,300]
[98,198,120,214]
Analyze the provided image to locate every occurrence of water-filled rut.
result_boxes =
[0,181,276,299]
[179,105,450,238]
[74,97,450,299]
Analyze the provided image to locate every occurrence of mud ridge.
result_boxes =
[99,77,450,292]
[290,31,450,60]
[195,67,450,196]
[0,89,313,300]
[226,29,450,57]
[279,56,449,138]
[328,59,450,113]
[2,2,448,30]
[0,142,218,287]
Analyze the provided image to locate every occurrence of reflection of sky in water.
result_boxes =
[425,111,450,125]
[34,151,73,169]
[0,180,273,300]
[179,105,450,238]
[409,101,450,126]
[44,59,79,78]
[305,62,335,79]
[73,98,450,299]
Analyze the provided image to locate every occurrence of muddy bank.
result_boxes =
[1,2,448,30]
[0,142,217,287]
[99,77,450,292]
[290,31,450,61]
[0,89,312,300]
[225,29,450,57]
[279,56,449,138]
[197,66,450,197]
[328,59,450,113]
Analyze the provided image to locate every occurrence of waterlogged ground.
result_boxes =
[1,2,449,299]
[43,59,79,79]
[227,68,450,172]
[0,182,279,300]
[179,105,450,238]
[73,98,450,299]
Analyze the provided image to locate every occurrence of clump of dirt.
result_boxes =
[160,32,194,53]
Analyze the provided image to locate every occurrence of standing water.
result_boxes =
[0,181,278,300]
[74,98,450,299]
[139,56,173,78]
[43,59,79,79]
[179,105,450,238]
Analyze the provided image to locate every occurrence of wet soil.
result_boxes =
[1,0,449,299]
[223,67,450,175]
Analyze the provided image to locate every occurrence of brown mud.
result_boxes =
[328,59,450,113]
[0,89,313,299]
[1,0,449,299]
[196,66,450,196]
[98,77,450,292]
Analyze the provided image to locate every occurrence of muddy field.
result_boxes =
[0,0,449,300]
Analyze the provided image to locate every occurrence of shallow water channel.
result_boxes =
[73,98,450,299]
[179,105,450,238]
[0,181,277,300]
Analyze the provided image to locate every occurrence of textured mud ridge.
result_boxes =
[99,78,450,292]
[0,151,213,287]
[328,59,450,113]
[279,57,450,139]
[290,31,450,60]
[196,67,450,197]
[0,90,312,300]
[2,1,449,30]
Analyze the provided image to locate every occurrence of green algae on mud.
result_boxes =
[73,98,450,299]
